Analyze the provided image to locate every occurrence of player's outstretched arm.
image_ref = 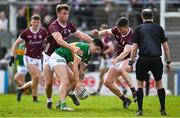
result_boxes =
[74,31,93,43]
[91,29,113,37]
[52,32,82,55]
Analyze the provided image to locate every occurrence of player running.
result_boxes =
[9,15,47,102]
[91,17,137,109]
[43,4,93,109]
[49,39,103,111]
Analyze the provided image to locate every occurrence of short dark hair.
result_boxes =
[93,39,104,49]
[31,15,41,20]
[56,4,70,13]
[141,9,153,20]
[116,17,129,27]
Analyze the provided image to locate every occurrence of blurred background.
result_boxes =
[0,0,180,96]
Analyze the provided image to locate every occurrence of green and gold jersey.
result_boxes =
[55,42,91,63]
[16,43,25,66]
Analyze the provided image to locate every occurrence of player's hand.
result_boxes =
[9,56,15,66]
[166,63,172,71]
[72,47,83,56]
[91,29,99,36]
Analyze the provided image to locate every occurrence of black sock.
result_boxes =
[137,88,143,111]
[130,87,136,94]
[119,95,127,102]
[157,88,166,111]
[33,96,37,101]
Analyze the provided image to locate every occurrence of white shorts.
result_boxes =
[17,65,27,75]
[23,55,42,71]
[43,52,50,65]
[49,52,67,70]
[99,58,112,69]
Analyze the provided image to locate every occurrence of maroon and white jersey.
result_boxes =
[111,27,133,58]
[19,27,47,59]
[44,19,77,56]
[101,36,113,59]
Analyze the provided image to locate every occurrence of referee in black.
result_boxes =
[129,9,171,116]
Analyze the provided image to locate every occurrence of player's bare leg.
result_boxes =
[16,81,31,101]
[26,64,41,102]
[65,67,80,106]
[44,64,53,108]
[116,77,128,95]
[53,65,74,111]
[118,59,137,102]
[14,73,25,87]
[19,81,32,90]
[104,68,131,109]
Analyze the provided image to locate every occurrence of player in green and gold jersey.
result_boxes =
[49,39,103,111]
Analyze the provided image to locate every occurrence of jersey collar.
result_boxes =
[30,27,40,34]
[57,19,67,28]
[121,28,131,37]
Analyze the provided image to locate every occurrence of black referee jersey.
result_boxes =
[133,21,168,57]
[133,21,168,81]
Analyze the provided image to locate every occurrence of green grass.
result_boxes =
[0,95,180,117]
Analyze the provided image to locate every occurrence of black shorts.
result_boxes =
[136,56,163,81]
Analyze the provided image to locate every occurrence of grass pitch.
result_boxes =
[0,95,179,117]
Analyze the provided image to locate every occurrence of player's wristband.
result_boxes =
[128,60,134,66]
[166,61,171,64]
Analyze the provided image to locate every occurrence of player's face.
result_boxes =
[58,9,69,23]
[117,26,129,35]
[90,43,101,54]
[31,19,40,29]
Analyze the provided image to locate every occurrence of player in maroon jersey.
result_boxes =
[43,4,93,109]
[9,15,47,102]
[91,17,137,109]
